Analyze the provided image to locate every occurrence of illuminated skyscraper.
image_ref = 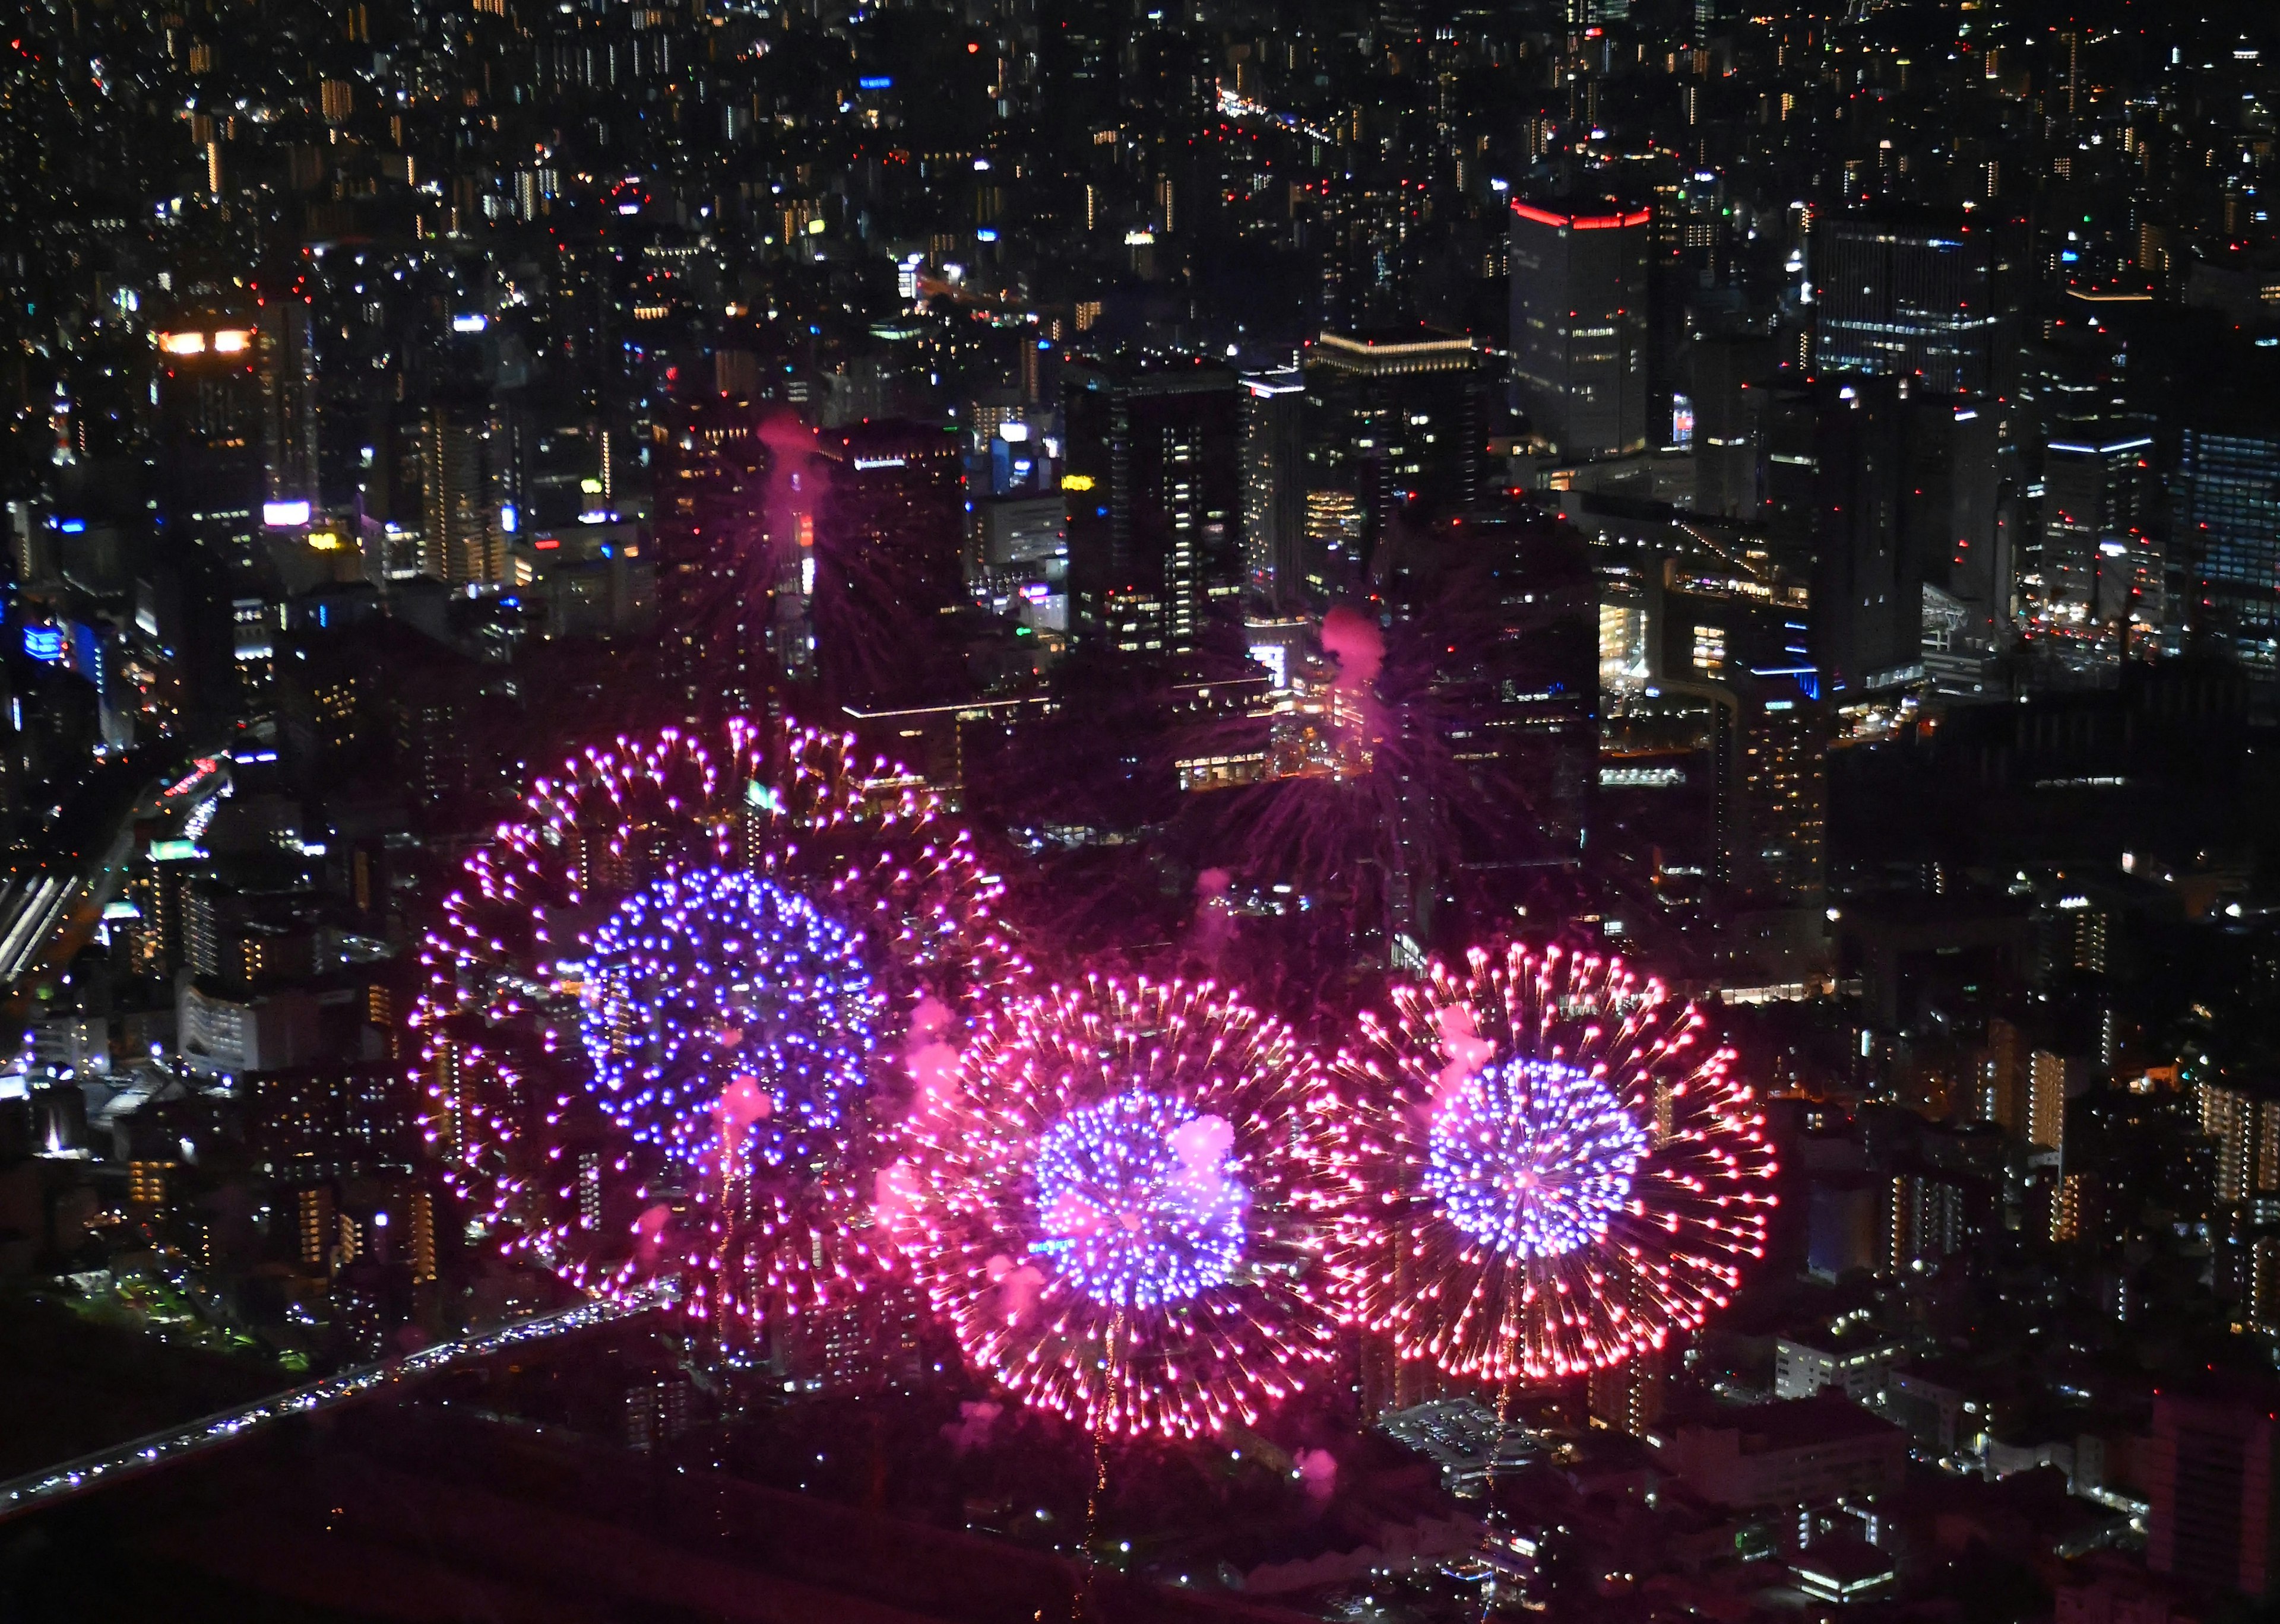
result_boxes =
[1239,370,1304,608]
[1062,356,1239,656]
[2041,431,2151,614]
[417,402,502,587]
[2174,429,2280,674]
[152,318,265,551]
[258,290,321,509]
[1508,198,1651,458]
[1303,329,1483,538]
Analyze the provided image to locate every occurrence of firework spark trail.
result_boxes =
[889,976,1340,1439]
[1307,941,1777,1383]
[409,718,1022,1339]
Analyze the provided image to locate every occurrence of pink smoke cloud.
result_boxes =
[873,1161,919,1230]
[904,996,962,1110]
[942,1399,1003,1453]
[1432,1005,1496,1106]
[986,1253,1046,1324]
[715,1075,773,1140]
[632,1203,674,1265]
[1320,605,1385,694]
[1167,1113,1234,1176]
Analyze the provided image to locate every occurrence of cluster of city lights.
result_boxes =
[891,977,1341,1439]
[1424,1059,1649,1260]
[1310,943,1778,1384]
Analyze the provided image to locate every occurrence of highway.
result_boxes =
[0,1285,674,1522]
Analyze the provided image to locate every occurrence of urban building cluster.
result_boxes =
[2,0,2280,1617]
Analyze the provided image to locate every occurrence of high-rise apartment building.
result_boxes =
[1062,356,1240,655]
[2026,1049,2070,1154]
[655,396,774,723]
[2202,1079,2280,1209]
[417,402,502,586]
[1508,199,1651,459]
[1813,209,2012,397]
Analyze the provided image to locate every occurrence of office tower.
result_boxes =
[1508,198,1651,459]
[814,419,965,702]
[1239,370,1304,607]
[2041,431,2152,613]
[1812,209,2013,397]
[1062,356,1240,656]
[258,292,321,509]
[1903,395,2008,652]
[973,491,1068,631]
[2148,1390,2280,1598]
[1378,509,1597,887]
[1689,331,1774,518]
[152,316,266,550]
[2174,430,2280,674]
[656,396,772,724]
[1302,330,1482,540]
[986,421,1051,496]
[1653,573,1826,905]
[1761,374,1921,694]
[417,402,502,586]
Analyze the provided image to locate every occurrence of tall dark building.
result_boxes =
[1239,370,1305,608]
[1375,508,1597,944]
[2040,429,2151,615]
[1903,395,2008,645]
[1508,199,1651,459]
[153,315,265,551]
[1813,210,2014,397]
[813,419,965,702]
[1689,331,1775,518]
[2147,1388,2280,1598]
[1302,329,1483,541]
[1760,374,1921,695]
[1655,573,1827,905]
[1062,356,1240,656]
[258,289,321,509]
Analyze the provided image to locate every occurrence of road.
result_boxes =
[0,1286,673,1523]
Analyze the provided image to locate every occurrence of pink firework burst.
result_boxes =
[890,976,1341,1439]
[1310,942,1777,1383]
[410,718,1021,1337]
